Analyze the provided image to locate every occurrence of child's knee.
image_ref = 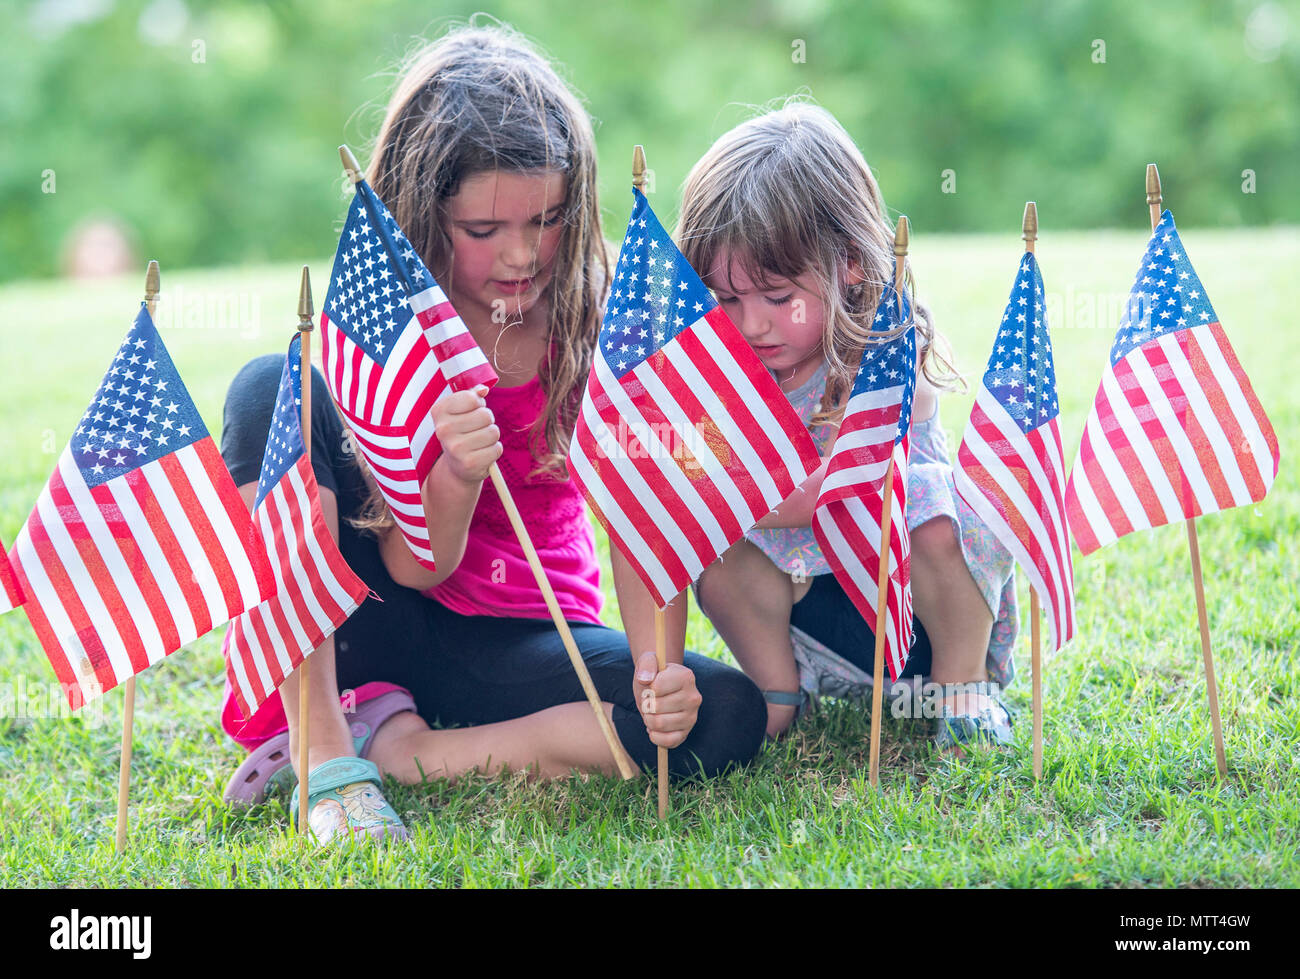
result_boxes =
[911,515,962,564]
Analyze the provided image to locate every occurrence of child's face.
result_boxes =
[444,169,568,327]
[706,250,827,391]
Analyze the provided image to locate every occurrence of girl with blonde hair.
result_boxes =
[683,101,1018,748]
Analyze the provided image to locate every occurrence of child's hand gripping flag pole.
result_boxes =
[954,203,1076,781]
[222,268,371,835]
[10,261,276,853]
[565,150,822,814]
[811,217,917,789]
[1065,164,1280,781]
[329,146,636,780]
[0,538,25,614]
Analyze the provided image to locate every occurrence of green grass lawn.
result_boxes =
[1,226,1297,887]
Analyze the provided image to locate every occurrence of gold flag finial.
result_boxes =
[144,260,160,319]
[633,145,647,193]
[297,266,314,333]
[1146,163,1163,229]
[1022,202,1038,248]
[340,144,363,186]
[894,215,910,258]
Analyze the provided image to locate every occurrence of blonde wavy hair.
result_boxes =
[350,21,608,533]
[677,100,963,425]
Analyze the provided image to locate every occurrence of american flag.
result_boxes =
[321,179,498,571]
[11,306,275,708]
[225,335,371,718]
[1065,211,1279,555]
[955,253,1075,651]
[812,287,916,681]
[0,539,24,614]
[566,189,821,606]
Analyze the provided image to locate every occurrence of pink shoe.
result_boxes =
[222,687,417,806]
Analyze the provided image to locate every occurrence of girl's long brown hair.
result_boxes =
[677,100,962,426]
[350,22,607,533]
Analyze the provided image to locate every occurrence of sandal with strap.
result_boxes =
[223,686,417,806]
[289,756,410,844]
[933,681,1014,752]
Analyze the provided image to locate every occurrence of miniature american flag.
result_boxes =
[812,287,916,681]
[321,179,497,571]
[0,539,24,614]
[566,189,820,606]
[225,335,370,717]
[1065,211,1279,554]
[11,306,275,708]
[955,253,1075,651]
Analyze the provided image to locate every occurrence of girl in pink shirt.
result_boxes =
[218,24,765,842]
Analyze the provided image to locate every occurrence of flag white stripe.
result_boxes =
[58,455,168,663]
[140,457,228,628]
[232,612,276,705]
[576,393,704,580]
[438,349,487,385]
[1120,344,1218,514]
[13,520,91,693]
[694,319,810,487]
[1079,383,1153,534]
[272,471,337,629]
[257,497,313,658]
[103,472,198,644]
[659,340,782,505]
[287,464,362,613]
[1067,411,1117,549]
[972,389,1074,581]
[814,496,908,675]
[1154,331,1253,505]
[1199,325,1276,491]
[568,429,679,600]
[1095,364,1188,526]
[408,284,451,315]
[176,445,263,610]
[612,357,742,551]
[31,465,136,682]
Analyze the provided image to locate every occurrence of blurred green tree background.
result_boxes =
[2,0,1296,282]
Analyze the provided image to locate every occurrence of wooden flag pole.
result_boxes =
[115,260,160,854]
[294,266,314,833]
[1023,202,1045,781]
[1146,164,1228,781]
[868,216,909,788]
[338,146,636,781]
[634,144,673,818]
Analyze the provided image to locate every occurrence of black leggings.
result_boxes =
[221,354,767,780]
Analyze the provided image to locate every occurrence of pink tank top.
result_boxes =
[422,374,603,624]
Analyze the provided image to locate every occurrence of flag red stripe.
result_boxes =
[23,498,121,693]
[571,407,693,593]
[1125,343,1223,514]
[1175,329,1266,502]
[1075,417,1135,542]
[674,329,787,519]
[705,308,814,460]
[49,466,152,677]
[157,453,243,617]
[121,466,213,637]
[644,350,763,535]
[1093,367,1173,527]
[87,481,180,655]
[13,519,89,695]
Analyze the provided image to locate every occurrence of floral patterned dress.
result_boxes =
[746,360,1018,688]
